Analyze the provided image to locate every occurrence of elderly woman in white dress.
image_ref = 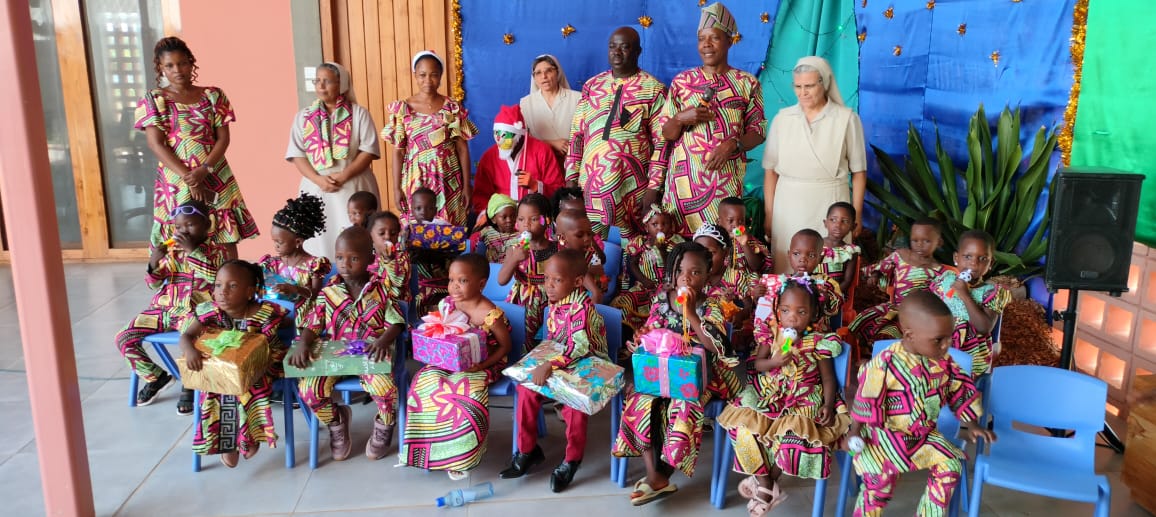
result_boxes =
[519,54,580,162]
[286,62,381,259]
[762,56,866,273]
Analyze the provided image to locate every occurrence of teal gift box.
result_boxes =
[283,339,392,378]
[503,341,624,415]
[631,347,708,402]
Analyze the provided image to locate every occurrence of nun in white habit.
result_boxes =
[519,54,581,157]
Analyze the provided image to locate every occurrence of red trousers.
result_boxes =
[515,385,588,462]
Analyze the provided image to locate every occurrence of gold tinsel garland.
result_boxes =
[450,0,465,101]
[1060,0,1089,166]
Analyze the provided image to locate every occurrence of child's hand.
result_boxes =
[173,232,196,251]
[530,363,553,386]
[182,344,206,372]
[365,339,391,363]
[505,244,529,264]
[735,233,749,248]
[816,404,835,427]
[963,426,996,444]
[751,283,768,300]
[272,284,295,296]
[287,342,314,369]
[951,276,971,298]
[150,243,168,265]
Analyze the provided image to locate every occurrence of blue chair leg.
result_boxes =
[609,393,622,483]
[282,380,295,469]
[812,478,828,517]
[511,389,520,456]
[191,390,202,472]
[835,452,855,517]
[128,373,139,407]
[711,431,734,509]
[537,407,547,438]
[342,391,351,405]
[967,469,984,517]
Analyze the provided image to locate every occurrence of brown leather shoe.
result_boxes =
[328,405,353,461]
[365,416,394,460]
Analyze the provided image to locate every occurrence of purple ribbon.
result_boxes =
[333,339,369,357]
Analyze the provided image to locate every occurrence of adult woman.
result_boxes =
[136,37,258,258]
[519,54,580,161]
[285,62,381,259]
[381,51,477,225]
[763,56,866,273]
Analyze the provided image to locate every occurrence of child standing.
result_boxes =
[346,190,378,228]
[258,192,331,328]
[473,193,520,264]
[367,211,410,302]
[615,242,742,505]
[848,290,995,517]
[288,226,406,461]
[498,193,557,341]
[929,230,1010,378]
[116,200,228,412]
[611,206,683,331]
[402,254,513,479]
[500,249,607,493]
[179,260,289,468]
[555,208,608,302]
[408,187,454,314]
[818,202,861,297]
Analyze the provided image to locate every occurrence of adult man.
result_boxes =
[472,105,563,215]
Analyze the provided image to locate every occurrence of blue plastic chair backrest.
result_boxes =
[474,239,487,259]
[607,226,622,245]
[603,242,623,281]
[595,304,623,361]
[832,340,850,389]
[484,263,512,302]
[986,365,1106,472]
[321,267,337,286]
[493,301,527,362]
[870,339,973,374]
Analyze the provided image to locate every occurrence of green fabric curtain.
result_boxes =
[1070,0,1156,247]
[744,0,860,196]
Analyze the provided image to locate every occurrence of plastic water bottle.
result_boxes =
[435,482,494,507]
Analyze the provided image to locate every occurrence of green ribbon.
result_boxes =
[202,330,245,356]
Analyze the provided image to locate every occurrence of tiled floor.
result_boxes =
[0,263,1150,516]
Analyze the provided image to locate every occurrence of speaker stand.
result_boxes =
[1054,289,1126,453]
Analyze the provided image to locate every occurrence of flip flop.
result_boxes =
[630,479,678,506]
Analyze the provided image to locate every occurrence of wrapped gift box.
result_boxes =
[503,341,624,415]
[632,347,708,402]
[283,339,392,378]
[178,329,271,396]
[412,328,487,372]
[408,224,468,253]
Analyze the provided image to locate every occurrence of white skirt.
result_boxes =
[299,169,381,261]
[771,175,849,273]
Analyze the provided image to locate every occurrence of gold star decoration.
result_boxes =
[502,33,514,45]
[958,23,967,35]
[926,0,936,8]
[1011,0,1023,2]
[561,24,576,38]
[639,15,652,28]
[857,30,867,43]
[761,12,770,23]
[893,45,903,56]
[862,0,868,7]
[732,33,742,44]
[883,6,895,19]
[990,50,1001,66]
[699,0,707,6]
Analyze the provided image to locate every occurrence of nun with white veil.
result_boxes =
[286,61,382,259]
[519,54,581,159]
[762,56,867,273]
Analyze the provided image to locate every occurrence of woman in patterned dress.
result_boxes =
[401,254,512,479]
[136,37,258,259]
[381,51,477,225]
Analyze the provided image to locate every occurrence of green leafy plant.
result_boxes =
[866,104,1058,277]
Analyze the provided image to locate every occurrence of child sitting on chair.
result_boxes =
[612,205,683,332]
[288,226,406,462]
[818,202,861,298]
[497,193,557,341]
[401,253,512,480]
[116,200,228,412]
[717,196,772,281]
[179,260,290,468]
[367,210,410,302]
[499,249,607,493]
[258,192,331,328]
[848,290,995,517]
[473,193,519,264]
[408,187,454,314]
[929,229,1010,378]
[555,208,608,302]
[757,230,844,333]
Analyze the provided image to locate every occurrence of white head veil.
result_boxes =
[319,61,356,103]
[528,54,572,93]
[793,56,844,106]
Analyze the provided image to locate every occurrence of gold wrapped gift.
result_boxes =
[178,329,271,396]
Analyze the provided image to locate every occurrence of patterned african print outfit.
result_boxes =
[185,300,288,456]
[401,298,510,472]
[729,237,774,287]
[818,243,860,288]
[850,342,982,517]
[614,292,741,477]
[115,243,229,383]
[849,252,949,347]
[380,99,478,225]
[565,70,667,239]
[757,273,845,333]
[929,273,1011,377]
[257,253,332,328]
[506,242,558,342]
[476,226,519,264]
[610,235,685,331]
[717,329,850,479]
[135,87,259,247]
[651,68,766,236]
[297,276,404,426]
[368,246,411,303]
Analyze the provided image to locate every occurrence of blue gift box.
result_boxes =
[631,348,708,402]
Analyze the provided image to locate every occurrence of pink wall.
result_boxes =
[178,1,299,258]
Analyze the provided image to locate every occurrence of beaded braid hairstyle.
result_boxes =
[273,192,327,240]
[217,259,266,301]
[664,241,713,289]
[771,275,822,325]
[152,37,199,87]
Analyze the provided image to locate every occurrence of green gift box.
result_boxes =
[283,339,392,378]
[502,340,624,415]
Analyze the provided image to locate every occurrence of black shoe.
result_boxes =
[549,460,581,493]
[136,371,175,406]
[499,446,544,479]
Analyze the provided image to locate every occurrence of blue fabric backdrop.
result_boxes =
[460,0,778,164]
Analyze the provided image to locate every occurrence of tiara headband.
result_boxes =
[692,223,726,248]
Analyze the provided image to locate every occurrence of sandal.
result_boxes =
[176,389,195,416]
[630,478,678,506]
[746,484,788,517]
[738,475,759,499]
[220,450,239,469]
[447,470,469,481]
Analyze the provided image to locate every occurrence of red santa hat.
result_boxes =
[492,105,527,135]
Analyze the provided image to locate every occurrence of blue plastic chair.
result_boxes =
[128,331,183,406]
[607,226,622,246]
[484,263,513,302]
[710,340,850,514]
[602,242,623,304]
[967,366,1111,517]
[485,302,549,454]
[474,238,487,259]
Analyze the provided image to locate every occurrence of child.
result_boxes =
[367,211,410,302]
[288,226,406,461]
[499,249,607,493]
[401,253,513,479]
[717,277,850,515]
[498,193,557,341]
[473,193,519,264]
[555,208,608,302]
[755,230,844,332]
[552,186,585,218]
[408,187,454,314]
[818,202,861,297]
[258,192,331,328]
[178,260,289,468]
[347,190,378,228]
[717,196,772,282]
[849,219,948,349]
[929,229,1010,378]
[848,290,995,517]
[115,200,228,412]
[611,205,683,331]
[614,241,742,505]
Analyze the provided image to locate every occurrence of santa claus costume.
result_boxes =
[471,105,564,214]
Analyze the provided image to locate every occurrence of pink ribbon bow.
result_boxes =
[417,309,471,338]
[640,329,690,357]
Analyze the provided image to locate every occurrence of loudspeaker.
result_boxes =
[1045,168,1145,293]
